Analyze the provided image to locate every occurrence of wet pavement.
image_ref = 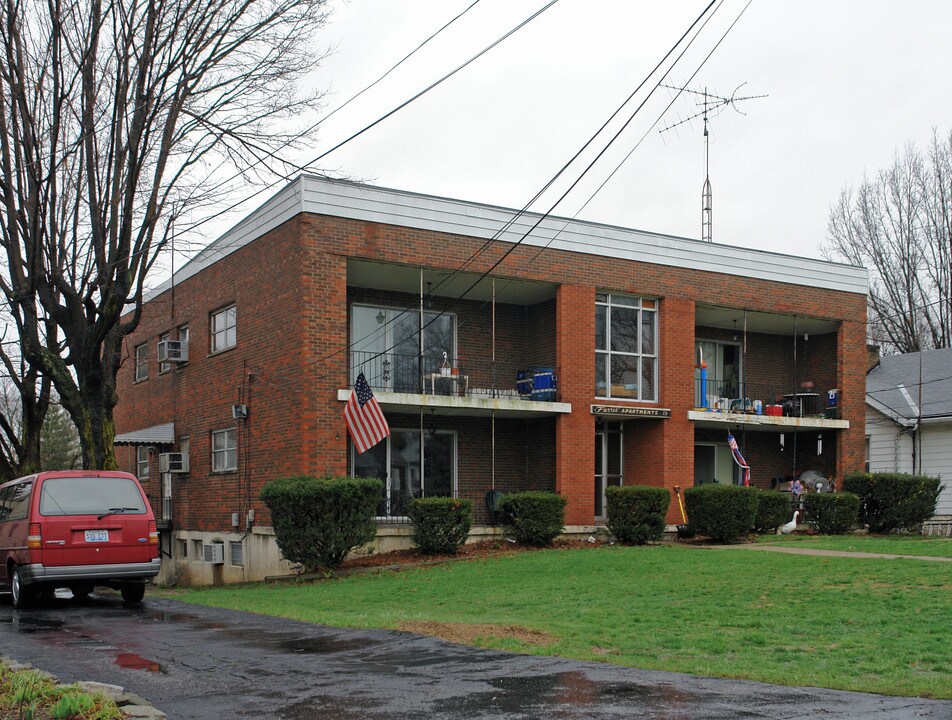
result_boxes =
[1,592,950,719]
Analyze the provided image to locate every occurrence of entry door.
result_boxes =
[694,443,738,485]
[595,423,623,519]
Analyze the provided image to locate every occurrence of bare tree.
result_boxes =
[825,129,952,354]
[0,0,329,468]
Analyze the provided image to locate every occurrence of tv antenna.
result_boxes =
[660,83,767,242]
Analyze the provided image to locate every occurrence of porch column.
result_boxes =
[656,297,696,525]
[555,284,595,525]
[835,315,867,481]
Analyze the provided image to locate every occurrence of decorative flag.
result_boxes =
[344,373,390,454]
[727,432,751,486]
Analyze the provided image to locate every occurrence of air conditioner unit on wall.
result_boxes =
[203,543,225,564]
[157,339,189,363]
[158,452,189,474]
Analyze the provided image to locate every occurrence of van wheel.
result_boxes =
[71,583,94,599]
[11,567,32,610]
[120,584,145,604]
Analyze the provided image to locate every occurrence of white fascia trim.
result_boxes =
[866,397,915,428]
[147,175,868,301]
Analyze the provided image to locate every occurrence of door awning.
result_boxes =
[114,422,175,446]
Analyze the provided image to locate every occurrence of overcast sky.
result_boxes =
[198,1,952,265]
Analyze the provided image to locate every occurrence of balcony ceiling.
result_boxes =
[696,305,840,336]
[348,259,557,306]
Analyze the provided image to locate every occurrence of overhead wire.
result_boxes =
[251,0,731,390]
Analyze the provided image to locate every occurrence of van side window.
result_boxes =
[0,486,10,521]
[6,482,33,521]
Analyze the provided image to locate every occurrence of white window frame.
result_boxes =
[210,305,236,354]
[134,343,148,381]
[595,293,658,401]
[158,331,171,373]
[211,427,237,472]
[136,446,150,481]
[177,324,189,365]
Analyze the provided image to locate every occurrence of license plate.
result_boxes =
[85,530,109,543]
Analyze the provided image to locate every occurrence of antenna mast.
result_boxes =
[660,83,767,243]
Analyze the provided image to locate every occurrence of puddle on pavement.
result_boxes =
[269,634,375,655]
[115,652,162,672]
[1,616,65,632]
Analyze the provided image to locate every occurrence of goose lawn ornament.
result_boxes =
[778,511,800,535]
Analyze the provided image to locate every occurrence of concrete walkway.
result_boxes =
[687,542,952,562]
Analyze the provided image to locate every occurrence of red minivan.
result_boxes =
[0,471,160,608]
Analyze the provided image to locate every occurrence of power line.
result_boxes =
[248,0,729,390]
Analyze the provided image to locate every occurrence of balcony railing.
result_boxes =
[694,379,840,418]
[351,351,560,402]
[375,488,511,526]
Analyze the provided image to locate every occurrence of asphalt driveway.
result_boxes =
[1,592,949,719]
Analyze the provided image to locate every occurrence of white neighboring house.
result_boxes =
[866,347,952,521]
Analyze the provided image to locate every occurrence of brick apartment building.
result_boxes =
[114,175,868,585]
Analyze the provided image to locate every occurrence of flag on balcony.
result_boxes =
[345,373,390,454]
[727,432,750,486]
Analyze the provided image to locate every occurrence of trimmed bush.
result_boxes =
[605,485,670,545]
[803,492,860,534]
[500,491,567,546]
[683,484,758,542]
[754,490,793,533]
[408,497,473,554]
[843,472,943,532]
[259,475,382,571]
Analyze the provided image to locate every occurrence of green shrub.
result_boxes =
[408,497,473,554]
[605,485,670,545]
[259,475,382,571]
[754,490,793,533]
[683,484,758,542]
[842,472,943,532]
[500,491,566,546]
[803,492,860,534]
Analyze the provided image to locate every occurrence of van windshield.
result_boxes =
[39,477,147,517]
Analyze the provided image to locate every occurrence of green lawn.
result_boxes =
[161,544,952,699]
[756,534,952,558]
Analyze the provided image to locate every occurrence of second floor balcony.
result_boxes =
[342,351,570,418]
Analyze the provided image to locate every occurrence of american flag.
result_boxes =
[727,432,751,486]
[344,373,390,454]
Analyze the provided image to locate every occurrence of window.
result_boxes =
[350,305,456,392]
[179,437,190,472]
[865,436,871,474]
[595,293,657,401]
[694,340,741,408]
[177,324,189,365]
[135,343,148,381]
[352,429,456,517]
[0,482,33,522]
[211,428,237,472]
[158,332,171,373]
[210,305,236,353]
[136,446,150,481]
[229,541,244,567]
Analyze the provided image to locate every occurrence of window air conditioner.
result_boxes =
[158,452,189,474]
[203,543,225,564]
[232,404,249,420]
[157,339,188,363]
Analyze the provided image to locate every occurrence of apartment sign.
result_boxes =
[591,405,671,419]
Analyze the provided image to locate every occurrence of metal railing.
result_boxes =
[694,379,839,418]
[350,351,560,402]
[374,488,512,526]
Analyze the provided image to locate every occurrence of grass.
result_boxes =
[756,533,952,558]
[161,544,952,699]
[0,664,122,720]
